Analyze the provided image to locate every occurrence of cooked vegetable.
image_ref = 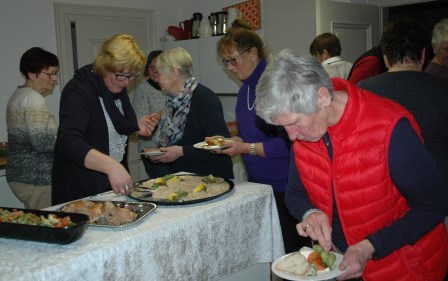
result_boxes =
[193,183,207,193]
[0,208,74,228]
[307,252,326,270]
[167,189,188,201]
[202,175,217,184]
[312,244,336,269]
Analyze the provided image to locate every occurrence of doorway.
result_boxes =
[54,3,156,89]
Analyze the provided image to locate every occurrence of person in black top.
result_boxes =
[53,34,157,204]
[346,45,388,84]
[147,47,233,179]
[358,18,448,187]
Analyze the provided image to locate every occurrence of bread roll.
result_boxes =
[205,136,225,146]
[275,252,310,276]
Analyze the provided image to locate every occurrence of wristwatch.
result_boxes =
[250,143,256,156]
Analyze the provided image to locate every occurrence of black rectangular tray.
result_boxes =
[0,207,89,244]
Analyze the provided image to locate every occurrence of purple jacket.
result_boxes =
[236,59,290,192]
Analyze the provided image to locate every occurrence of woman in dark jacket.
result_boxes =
[52,34,157,205]
[147,47,233,179]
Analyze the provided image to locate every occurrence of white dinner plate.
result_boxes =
[139,150,166,156]
[193,141,228,150]
[271,251,346,281]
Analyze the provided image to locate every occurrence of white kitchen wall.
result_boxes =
[7,0,440,141]
[0,0,244,142]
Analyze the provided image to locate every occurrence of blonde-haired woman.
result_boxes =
[52,34,158,204]
[147,47,233,179]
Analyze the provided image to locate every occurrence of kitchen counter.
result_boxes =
[0,181,285,281]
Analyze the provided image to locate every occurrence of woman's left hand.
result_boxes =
[137,113,158,136]
[149,145,183,163]
[336,239,375,280]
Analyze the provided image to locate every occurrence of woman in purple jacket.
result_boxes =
[216,19,307,253]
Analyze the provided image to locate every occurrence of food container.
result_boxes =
[59,201,157,228]
[0,207,89,244]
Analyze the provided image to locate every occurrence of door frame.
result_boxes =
[54,3,156,88]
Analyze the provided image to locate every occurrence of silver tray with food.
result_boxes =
[128,174,234,205]
[59,200,157,228]
[0,206,89,244]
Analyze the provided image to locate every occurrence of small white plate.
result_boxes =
[271,251,346,281]
[139,150,166,156]
[193,141,228,150]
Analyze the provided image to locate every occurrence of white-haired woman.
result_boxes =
[425,18,448,79]
[148,47,233,179]
[256,49,448,281]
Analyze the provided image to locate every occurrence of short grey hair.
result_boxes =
[432,18,448,48]
[255,49,333,124]
[156,47,193,78]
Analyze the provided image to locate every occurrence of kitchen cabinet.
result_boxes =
[163,36,241,94]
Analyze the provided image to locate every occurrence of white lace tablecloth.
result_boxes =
[0,182,285,281]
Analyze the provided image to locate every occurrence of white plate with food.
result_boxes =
[272,246,346,281]
[193,136,232,150]
[193,142,227,150]
[139,150,166,156]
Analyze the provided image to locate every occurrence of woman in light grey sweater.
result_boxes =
[6,47,59,209]
[132,50,169,178]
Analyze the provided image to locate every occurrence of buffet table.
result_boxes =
[0,182,285,281]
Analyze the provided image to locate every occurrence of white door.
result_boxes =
[265,0,379,64]
[316,0,380,63]
[75,17,149,74]
[54,3,155,88]
[54,3,156,182]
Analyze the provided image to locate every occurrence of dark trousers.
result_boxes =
[274,191,311,253]
[142,158,171,179]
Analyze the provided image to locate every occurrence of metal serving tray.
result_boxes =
[59,201,157,228]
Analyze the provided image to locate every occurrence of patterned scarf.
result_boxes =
[156,77,197,146]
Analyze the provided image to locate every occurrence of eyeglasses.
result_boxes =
[114,72,140,81]
[222,51,247,67]
[41,72,59,79]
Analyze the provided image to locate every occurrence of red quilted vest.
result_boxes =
[293,79,448,281]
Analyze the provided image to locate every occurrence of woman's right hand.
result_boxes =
[297,211,333,251]
[84,149,133,194]
[106,162,133,194]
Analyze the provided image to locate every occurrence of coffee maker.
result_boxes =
[209,13,217,36]
[216,11,228,36]
[191,12,203,39]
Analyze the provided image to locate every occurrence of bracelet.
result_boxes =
[250,143,256,156]
[302,208,323,221]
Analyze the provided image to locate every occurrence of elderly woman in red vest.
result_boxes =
[255,50,448,281]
